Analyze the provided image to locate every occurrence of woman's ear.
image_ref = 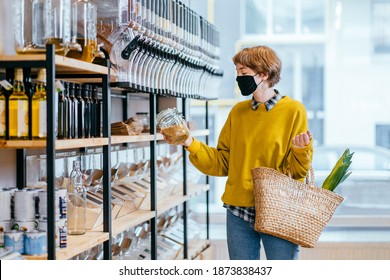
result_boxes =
[260,72,269,81]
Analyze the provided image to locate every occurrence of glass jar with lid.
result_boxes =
[156,108,189,145]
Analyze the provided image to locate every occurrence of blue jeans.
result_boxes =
[226,210,299,260]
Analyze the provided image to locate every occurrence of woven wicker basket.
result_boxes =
[251,166,343,248]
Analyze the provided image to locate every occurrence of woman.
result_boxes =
[171,45,312,260]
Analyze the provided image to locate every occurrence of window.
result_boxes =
[192,1,390,231]
[372,0,390,55]
[245,0,325,35]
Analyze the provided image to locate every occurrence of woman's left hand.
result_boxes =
[292,130,312,147]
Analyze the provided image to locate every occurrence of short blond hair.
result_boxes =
[233,46,282,87]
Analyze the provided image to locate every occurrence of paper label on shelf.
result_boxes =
[0,99,5,135]
[55,80,65,93]
[0,80,13,91]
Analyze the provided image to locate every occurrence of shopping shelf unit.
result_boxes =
[0,45,112,260]
[0,45,213,260]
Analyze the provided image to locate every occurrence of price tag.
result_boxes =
[55,80,65,93]
[0,80,13,91]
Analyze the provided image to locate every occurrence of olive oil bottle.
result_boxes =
[32,68,47,139]
[9,68,29,140]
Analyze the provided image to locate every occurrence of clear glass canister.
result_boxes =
[66,0,104,62]
[67,160,86,235]
[156,108,190,145]
[12,0,76,55]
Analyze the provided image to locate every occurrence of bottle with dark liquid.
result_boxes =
[90,85,97,137]
[57,82,66,139]
[94,86,102,138]
[64,82,71,139]
[76,84,85,138]
[82,84,91,138]
[69,83,78,139]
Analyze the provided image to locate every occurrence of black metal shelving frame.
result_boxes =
[1,45,214,260]
[115,89,212,260]
[0,44,112,260]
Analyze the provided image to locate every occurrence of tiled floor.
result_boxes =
[207,223,390,260]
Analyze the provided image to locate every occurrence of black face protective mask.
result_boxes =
[236,73,262,96]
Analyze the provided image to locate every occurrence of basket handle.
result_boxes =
[287,165,314,186]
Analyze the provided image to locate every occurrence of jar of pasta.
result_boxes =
[156,108,190,145]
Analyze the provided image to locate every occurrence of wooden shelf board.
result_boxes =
[56,138,109,150]
[0,134,206,150]
[92,210,155,236]
[189,239,211,260]
[0,140,46,149]
[24,231,109,260]
[23,254,48,260]
[0,54,114,78]
[0,138,109,149]
[156,133,164,141]
[111,134,155,144]
[157,194,187,214]
[56,231,109,260]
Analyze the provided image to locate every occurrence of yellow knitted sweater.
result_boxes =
[186,96,313,207]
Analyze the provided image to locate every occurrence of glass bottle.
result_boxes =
[87,85,93,137]
[63,81,71,139]
[69,83,78,139]
[82,84,91,138]
[66,82,74,139]
[32,68,47,139]
[91,86,101,137]
[94,86,102,138]
[57,82,66,139]
[67,160,86,235]
[156,107,189,145]
[76,84,85,138]
[9,68,29,140]
[90,85,96,137]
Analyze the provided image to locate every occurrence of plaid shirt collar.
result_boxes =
[251,89,282,111]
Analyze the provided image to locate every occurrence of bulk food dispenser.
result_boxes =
[12,0,81,55]
[66,0,104,62]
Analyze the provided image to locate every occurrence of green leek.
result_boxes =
[321,148,354,191]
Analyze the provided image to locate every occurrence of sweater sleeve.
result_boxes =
[288,105,313,181]
[185,113,231,177]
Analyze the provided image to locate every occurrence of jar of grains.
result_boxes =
[156,108,190,145]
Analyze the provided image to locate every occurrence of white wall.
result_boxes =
[0,1,15,55]
[325,0,390,146]
[0,150,16,188]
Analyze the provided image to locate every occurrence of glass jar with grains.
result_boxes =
[156,108,190,145]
